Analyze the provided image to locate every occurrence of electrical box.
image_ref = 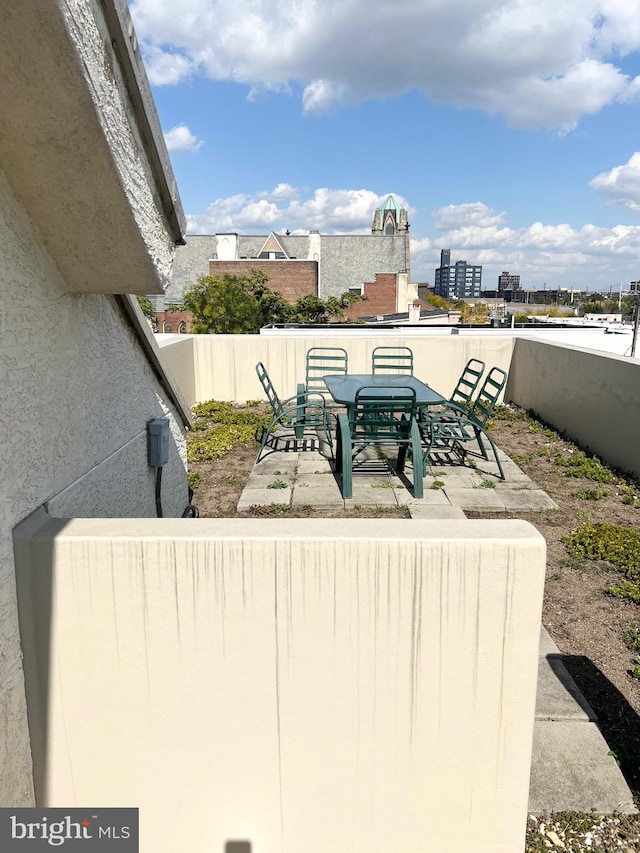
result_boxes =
[148,418,170,467]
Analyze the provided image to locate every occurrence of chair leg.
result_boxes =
[295,383,306,439]
[337,413,353,499]
[409,419,423,498]
[483,430,505,480]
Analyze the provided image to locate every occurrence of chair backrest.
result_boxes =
[351,386,417,443]
[255,362,283,418]
[371,346,414,375]
[306,347,348,394]
[450,358,485,409]
[470,367,507,427]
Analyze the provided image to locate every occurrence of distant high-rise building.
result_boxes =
[434,250,482,298]
[498,271,521,293]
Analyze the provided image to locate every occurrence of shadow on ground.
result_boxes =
[563,655,640,797]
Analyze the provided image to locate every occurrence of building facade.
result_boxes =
[434,250,482,299]
[498,271,521,293]
[154,195,411,313]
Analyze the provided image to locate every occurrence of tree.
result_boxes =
[136,295,157,330]
[183,275,261,333]
[182,269,365,333]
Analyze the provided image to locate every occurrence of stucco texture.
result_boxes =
[0,170,188,803]
[14,516,545,853]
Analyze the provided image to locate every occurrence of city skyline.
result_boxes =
[130,0,640,292]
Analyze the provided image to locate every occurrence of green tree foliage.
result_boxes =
[136,295,157,329]
[183,274,261,334]
[182,269,364,333]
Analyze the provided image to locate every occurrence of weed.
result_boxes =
[267,479,288,489]
[191,420,209,431]
[488,404,513,422]
[623,625,640,654]
[608,580,640,604]
[511,452,534,465]
[572,487,603,501]
[474,479,496,489]
[187,471,201,490]
[245,399,261,407]
[564,522,640,604]
[620,485,640,506]
[431,480,445,490]
[245,504,291,516]
[191,399,268,427]
[370,481,394,489]
[187,424,257,463]
[554,451,616,483]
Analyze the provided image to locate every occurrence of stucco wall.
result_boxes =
[508,337,640,478]
[14,514,546,853]
[158,333,515,408]
[0,170,189,805]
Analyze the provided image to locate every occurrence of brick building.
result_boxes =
[151,195,413,324]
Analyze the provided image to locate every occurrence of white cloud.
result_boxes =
[185,188,640,289]
[130,0,640,129]
[590,152,640,211]
[415,202,640,287]
[163,124,203,152]
[186,186,410,234]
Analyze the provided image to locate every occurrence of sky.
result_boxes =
[129,0,640,292]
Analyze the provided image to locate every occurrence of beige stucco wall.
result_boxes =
[158,333,515,407]
[508,338,640,478]
[0,168,189,805]
[14,514,546,853]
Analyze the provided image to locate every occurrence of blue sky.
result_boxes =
[130,0,640,291]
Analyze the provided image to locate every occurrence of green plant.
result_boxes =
[554,451,616,483]
[431,479,445,490]
[608,580,640,604]
[187,471,201,490]
[511,452,534,465]
[191,399,268,426]
[187,424,257,463]
[473,479,496,489]
[564,522,640,604]
[245,399,261,407]
[370,481,394,489]
[267,479,288,490]
[191,420,208,431]
[620,484,640,506]
[572,487,603,500]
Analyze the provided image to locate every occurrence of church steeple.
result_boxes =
[372,195,408,235]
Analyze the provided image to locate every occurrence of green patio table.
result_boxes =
[324,374,446,499]
[323,373,446,414]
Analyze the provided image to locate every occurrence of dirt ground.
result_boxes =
[189,403,640,814]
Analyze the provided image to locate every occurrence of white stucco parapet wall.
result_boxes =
[0,1,183,295]
[14,514,546,853]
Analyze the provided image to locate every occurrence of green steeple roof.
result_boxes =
[377,194,402,212]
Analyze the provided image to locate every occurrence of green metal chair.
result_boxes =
[303,346,348,397]
[335,385,423,499]
[419,358,485,420]
[371,346,414,375]
[418,366,507,479]
[255,362,334,463]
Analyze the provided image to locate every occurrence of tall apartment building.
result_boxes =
[498,271,521,293]
[434,249,482,298]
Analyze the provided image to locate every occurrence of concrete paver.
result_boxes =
[502,489,559,511]
[408,504,467,519]
[529,720,636,814]
[441,487,507,511]
[236,487,292,510]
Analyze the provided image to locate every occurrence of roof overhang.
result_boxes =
[0,0,186,295]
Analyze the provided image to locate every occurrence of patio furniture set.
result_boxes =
[255,347,507,498]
